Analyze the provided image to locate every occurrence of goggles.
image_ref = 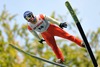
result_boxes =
[26,15,36,22]
[25,14,33,21]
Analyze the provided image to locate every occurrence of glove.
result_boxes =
[59,22,67,29]
[39,39,45,44]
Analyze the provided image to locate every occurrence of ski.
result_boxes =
[65,1,98,67]
[9,44,66,67]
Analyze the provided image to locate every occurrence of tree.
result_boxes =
[0,6,100,67]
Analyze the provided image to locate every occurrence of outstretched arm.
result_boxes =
[45,16,60,25]
[28,25,45,44]
[30,30,41,40]
[45,16,67,28]
[30,30,45,44]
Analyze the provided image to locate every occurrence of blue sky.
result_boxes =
[0,0,100,33]
[1,0,99,64]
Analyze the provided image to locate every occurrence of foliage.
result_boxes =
[0,7,100,67]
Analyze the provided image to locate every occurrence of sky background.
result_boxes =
[0,0,99,64]
[0,0,100,34]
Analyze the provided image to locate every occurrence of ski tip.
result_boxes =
[9,44,11,45]
[65,1,70,7]
[65,1,69,4]
[9,44,14,46]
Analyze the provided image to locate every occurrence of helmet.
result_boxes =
[23,11,34,20]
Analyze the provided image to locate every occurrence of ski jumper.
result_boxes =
[28,14,83,61]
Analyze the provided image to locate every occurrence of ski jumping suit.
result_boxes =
[27,14,83,62]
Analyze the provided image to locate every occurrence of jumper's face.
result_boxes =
[26,14,37,23]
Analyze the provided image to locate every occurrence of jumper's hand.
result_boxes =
[39,39,45,44]
[59,22,67,29]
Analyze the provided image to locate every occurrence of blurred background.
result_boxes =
[0,0,100,67]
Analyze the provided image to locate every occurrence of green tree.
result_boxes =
[0,6,100,67]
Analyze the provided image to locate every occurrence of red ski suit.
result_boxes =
[28,14,83,62]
